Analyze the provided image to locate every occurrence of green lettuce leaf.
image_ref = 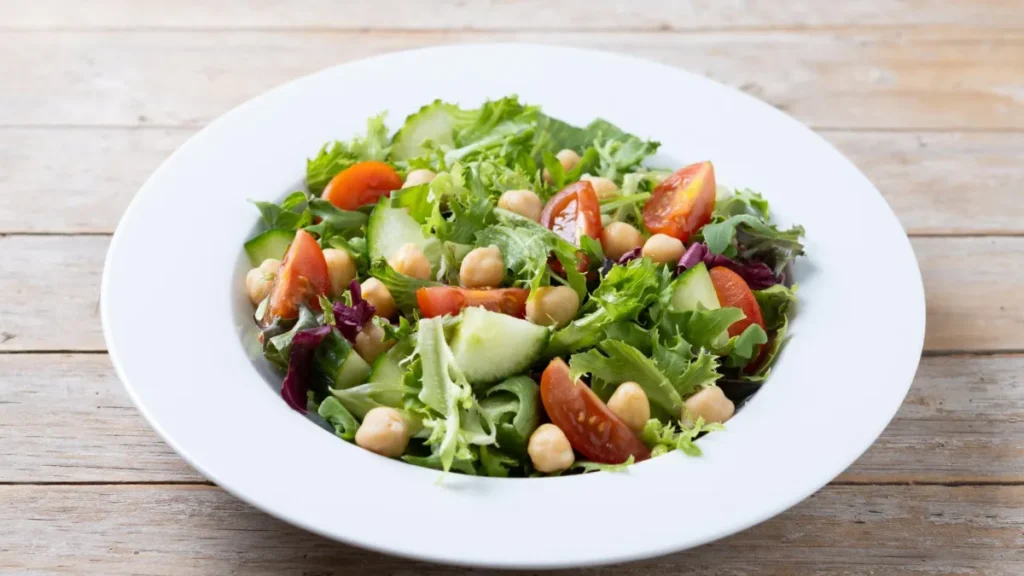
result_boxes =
[641,416,724,457]
[755,284,798,331]
[317,396,359,441]
[713,188,770,220]
[368,259,441,312]
[570,341,683,418]
[251,191,311,231]
[306,113,391,193]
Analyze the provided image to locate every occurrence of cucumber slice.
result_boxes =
[367,340,411,388]
[366,202,440,270]
[391,101,458,161]
[670,262,721,312]
[449,307,549,386]
[335,350,371,390]
[243,229,294,266]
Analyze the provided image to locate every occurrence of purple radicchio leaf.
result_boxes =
[677,242,708,270]
[280,325,334,413]
[616,247,642,265]
[331,279,376,343]
[677,242,779,289]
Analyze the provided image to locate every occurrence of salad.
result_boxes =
[242,96,805,476]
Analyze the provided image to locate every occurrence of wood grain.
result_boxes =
[2,353,1020,484]
[3,236,1020,352]
[4,128,1023,235]
[0,236,105,352]
[3,0,1023,30]
[1,484,1021,575]
[3,29,1023,130]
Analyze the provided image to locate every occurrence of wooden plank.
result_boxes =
[916,237,1024,352]
[4,128,1023,235]
[2,0,1023,30]
[0,236,106,352]
[3,236,1020,352]
[3,30,1024,130]
[0,484,1020,574]
[2,354,1020,484]
[837,354,1024,484]
[825,131,1024,236]
[0,354,202,483]
[0,128,190,234]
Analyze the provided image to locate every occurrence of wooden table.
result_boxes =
[2,1,1022,573]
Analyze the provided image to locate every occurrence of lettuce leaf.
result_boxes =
[570,341,683,418]
[369,259,441,312]
[479,376,539,456]
[317,396,359,440]
[641,416,724,457]
[251,191,311,231]
[755,284,798,331]
[307,113,391,193]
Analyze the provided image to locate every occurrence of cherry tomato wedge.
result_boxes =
[541,181,602,246]
[540,358,650,464]
[416,286,529,318]
[266,229,331,322]
[322,160,403,211]
[642,161,716,242]
[708,266,765,337]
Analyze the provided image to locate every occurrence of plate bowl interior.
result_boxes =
[103,44,925,569]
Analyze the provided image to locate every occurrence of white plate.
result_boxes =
[102,44,925,568]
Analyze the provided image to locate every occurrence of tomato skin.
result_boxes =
[416,286,529,318]
[322,161,403,211]
[541,181,602,246]
[642,161,716,242]
[708,266,765,337]
[540,358,650,464]
[266,229,331,322]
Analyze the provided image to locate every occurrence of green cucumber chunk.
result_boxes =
[670,262,721,312]
[366,202,440,271]
[335,350,372,390]
[243,229,294,266]
[449,307,549,386]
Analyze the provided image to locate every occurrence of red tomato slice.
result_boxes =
[266,229,331,322]
[541,181,602,246]
[642,161,716,242]
[708,266,765,337]
[416,286,529,318]
[540,358,650,464]
[322,161,403,211]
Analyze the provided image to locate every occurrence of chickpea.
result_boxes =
[354,321,393,363]
[497,189,543,222]
[543,149,582,183]
[389,243,431,280]
[361,278,397,318]
[245,258,281,305]
[526,286,580,328]
[528,423,575,473]
[460,245,505,288]
[355,407,410,458]
[607,382,650,434]
[642,234,685,265]
[600,222,645,261]
[322,248,356,296]
[402,168,436,188]
[682,386,735,427]
[581,175,619,200]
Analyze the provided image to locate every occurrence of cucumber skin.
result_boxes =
[244,229,294,266]
[670,262,722,312]
[366,202,441,270]
[449,308,550,386]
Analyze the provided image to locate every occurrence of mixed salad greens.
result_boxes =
[242,96,805,477]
